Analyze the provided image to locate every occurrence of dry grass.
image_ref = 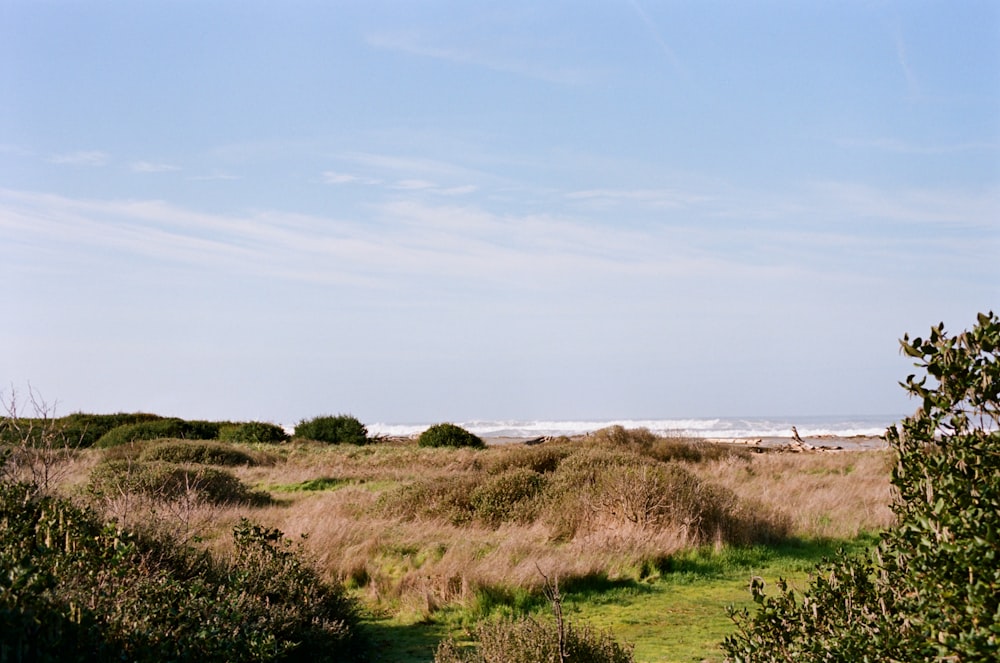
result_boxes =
[688,449,895,539]
[13,432,894,621]
[195,435,890,619]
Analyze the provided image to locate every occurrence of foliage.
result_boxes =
[723,311,1000,662]
[95,418,223,448]
[0,410,162,449]
[0,480,366,662]
[139,439,259,466]
[89,459,270,506]
[219,421,290,445]
[590,425,751,463]
[295,415,369,445]
[469,468,547,527]
[377,475,479,525]
[418,423,485,449]
[435,616,634,663]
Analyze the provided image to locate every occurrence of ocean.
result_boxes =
[366,414,902,440]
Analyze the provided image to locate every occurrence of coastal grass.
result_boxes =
[9,429,893,661]
[364,534,881,663]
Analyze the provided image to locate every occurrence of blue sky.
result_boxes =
[2,1,998,425]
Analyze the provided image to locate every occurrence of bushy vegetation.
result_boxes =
[0,479,366,661]
[377,441,788,545]
[295,415,369,445]
[418,423,485,449]
[435,615,634,663]
[89,459,270,507]
[435,575,634,663]
[95,418,224,448]
[469,468,547,527]
[139,439,260,466]
[723,312,1000,662]
[219,421,290,445]
[591,425,752,463]
[0,411,164,449]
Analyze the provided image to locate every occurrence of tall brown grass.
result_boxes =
[32,430,894,619]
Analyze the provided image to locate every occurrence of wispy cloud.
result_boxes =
[366,30,592,85]
[189,171,241,181]
[566,187,711,209]
[890,22,920,99]
[837,137,1000,155]
[321,171,382,185]
[131,161,180,173]
[48,150,109,166]
[626,0,687,77]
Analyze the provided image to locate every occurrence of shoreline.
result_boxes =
[477,433,889,451]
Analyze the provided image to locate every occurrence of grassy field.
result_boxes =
[362,535,880,662]
[6,421,894,661]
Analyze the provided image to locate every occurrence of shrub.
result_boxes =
[589,425,749,463]
[418,423,485,449]
[0,479,366,661]
[95,418,222,448]
[590,425,658,450]
[470,468,547,527]
[0,412,163,449]
[138,440,258,466]
[435,615,634,663]
[485,443,571,475]
[543,449,788,545]
[89,460,268,506]
[295,415,369,445]
[219,421,290,444]
[376,475,479,525]
[723,312,1000,662]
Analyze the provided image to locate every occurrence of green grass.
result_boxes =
[359,534,881,663]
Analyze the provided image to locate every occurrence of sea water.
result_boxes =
[366,414,902,440]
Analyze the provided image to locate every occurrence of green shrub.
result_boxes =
[0,412,164,449]
[294,415,368,445]
[376,475,479,525]
[138,440,258,466]
[723,312,1000,662]
[485,444,571,475]
[95,418,222,448]
[470,468,546,527]
[0,479,366,661]
[219,421,290,445]
[590,426,749,463]
[418,423,485,449]
[435,615,634,663]
[544,449,788,545]
[590,425,658,450]
[89,460,269,506]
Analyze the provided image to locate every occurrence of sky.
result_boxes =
[2,1,998,426]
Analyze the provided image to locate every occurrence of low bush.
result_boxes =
[542,448,789,545]
[377,475,479,525]
[435,615,634,663]
[95,418,223,448]
[1,412,164,449]
[89,460,269,506]
[484,443,571,475]
[0,479,366,661]
[219,421,289,445]
[419,423,485,449]
[470,468,546,527]
[295,415,369,445]
[590,425,749,463]
[138,440,258,467]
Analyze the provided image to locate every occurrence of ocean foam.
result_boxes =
[366,415,900,440]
